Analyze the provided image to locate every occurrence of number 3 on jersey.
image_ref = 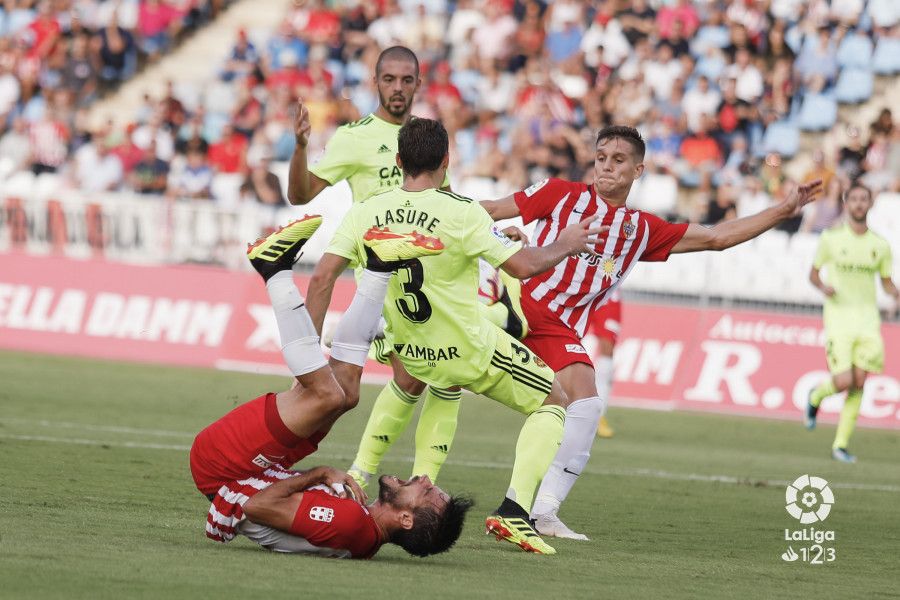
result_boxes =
[395,259,432,323]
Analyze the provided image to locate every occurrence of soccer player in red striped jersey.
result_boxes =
[481,125,824,539]
[190,217,472,558]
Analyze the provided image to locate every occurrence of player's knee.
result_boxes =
[393,372,426,396]
[315,381,346,415]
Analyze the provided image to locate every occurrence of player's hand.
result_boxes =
[294,99,311,148]
[782,179,824,215]
[821,284,836,298]
[558,215,609,256]
[502,226,530,245]
[314,466,368,504]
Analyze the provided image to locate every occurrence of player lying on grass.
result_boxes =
[306,117,607,555]
[189,216,472,558]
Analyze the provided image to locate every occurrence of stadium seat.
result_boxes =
[788,232,821,263]
[203,81,238,115]
[836,34,873,69]
[0,156,14,181]
[761,121,800,157]
[797,93,838,131]
[834,68,874,104]
[211,173,243,208]
[627,173,678,217]
[754,230,790,255]
[34,173,62,199]
[872,37,900,75]
[4,170,35,198]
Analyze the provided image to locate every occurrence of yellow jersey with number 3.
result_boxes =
[326,187,522,387]
[813,223,892,335]
[309,114,451,203]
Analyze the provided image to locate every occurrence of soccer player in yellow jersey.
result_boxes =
[307,118,607,554]
[805,183,900,463]
[285,46,461,487]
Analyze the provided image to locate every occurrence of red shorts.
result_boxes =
[189,393,327,496]
[520,293,593,372]
[589,298,622,343]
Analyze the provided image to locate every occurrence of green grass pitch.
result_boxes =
[1,350,897,599]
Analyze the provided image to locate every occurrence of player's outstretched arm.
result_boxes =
[243,466,367,532]
[670,179,824,254]
[500,216,607,279]
[307,252,351,335]
[287,99,330,205]
[480,195,521,220]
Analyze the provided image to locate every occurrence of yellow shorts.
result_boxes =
[464,328,554,416]
[825,332,884,375]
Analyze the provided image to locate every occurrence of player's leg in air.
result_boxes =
[806,332,881,463]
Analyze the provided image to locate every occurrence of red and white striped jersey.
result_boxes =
[205,465,383,559]
[514,178,687,338]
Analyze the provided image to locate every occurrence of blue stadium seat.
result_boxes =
[872,37,900,75]
[834,68,874,103]
[797,93,838,131]
[836,34,873,69]
[761,121,800,157]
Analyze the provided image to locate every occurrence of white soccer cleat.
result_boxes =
[532,513,589,541]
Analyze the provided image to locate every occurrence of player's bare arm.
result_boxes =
[500,216,608,279]
[671,179,823,254]
[307,252,351,334]
[243,466,366,532]
[480,195,520,220]
[882,277,900,319]
[287,99,330,205]
[810,266,836,297]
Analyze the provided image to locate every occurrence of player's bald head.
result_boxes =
[376,46,419,78]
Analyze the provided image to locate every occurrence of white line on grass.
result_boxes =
[4,431,900,494]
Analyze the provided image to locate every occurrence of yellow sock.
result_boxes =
[352,380,420,474]
[506,405,565,513]
[833,389,862,450]
[411,388,461,480]
[810,379,837,407]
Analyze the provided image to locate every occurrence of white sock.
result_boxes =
[531,396,604,517]
[594,356,612,415]
[265,271,328,376]
[331,270,391,367]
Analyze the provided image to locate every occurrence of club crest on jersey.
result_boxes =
[622,213,637,238]
[533,355,547,368]
[309,506,335,523]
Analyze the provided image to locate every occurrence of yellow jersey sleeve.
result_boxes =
[812,230,832,270]
[309,126,359,185]
[325,203,362,263]
[462,202,522,268]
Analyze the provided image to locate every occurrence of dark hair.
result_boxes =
[596,125,646,160]
[391,494,474,557]
[376,46,420,77]
[844,180,872,201]
[397,118,449,177]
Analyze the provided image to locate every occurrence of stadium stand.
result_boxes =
[1,0,898,309]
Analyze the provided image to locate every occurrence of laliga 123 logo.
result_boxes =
[781,474,837,564]
[785,474,834,523]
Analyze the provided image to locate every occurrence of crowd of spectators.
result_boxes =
[1,0,898,231]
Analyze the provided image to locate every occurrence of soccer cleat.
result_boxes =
[347,465,373,490]
[804,389,819,430]
[831,447,857,463]
[532,512,589,541]
[485,514,556,555]
[247,215,323,282]
[596,416,615,438]
[362,226,444,272]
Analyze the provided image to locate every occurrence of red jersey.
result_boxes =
[206,468,384,559]
[514,178,687,338]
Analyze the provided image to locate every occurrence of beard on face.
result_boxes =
[377,475,397,503]
[379,90,411,118]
